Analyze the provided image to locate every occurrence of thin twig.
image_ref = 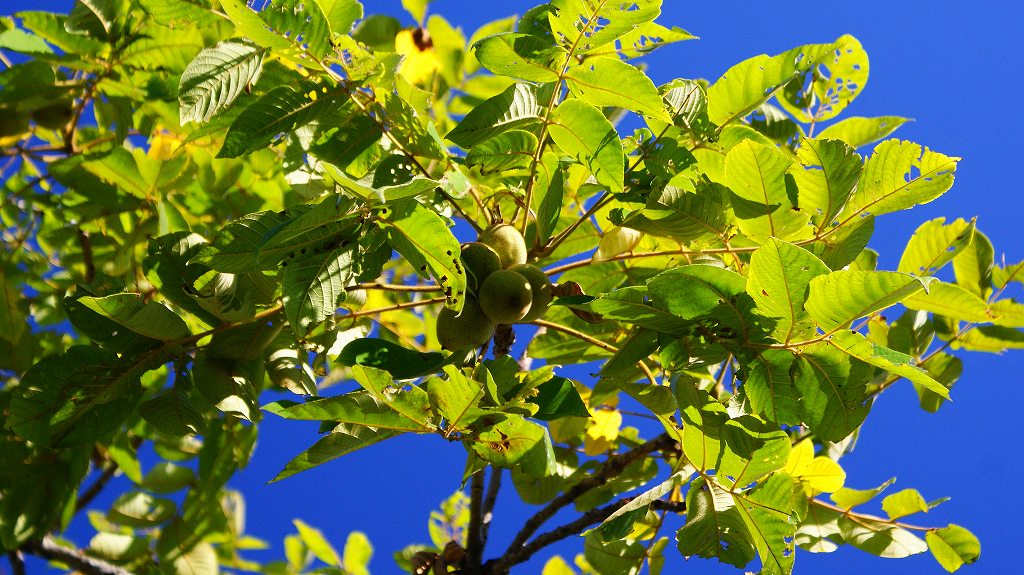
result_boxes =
[22,536,130,575]
[348,282,442,293]
[78,229,95,284]
[339,297,445,320]
[531,319,617,353]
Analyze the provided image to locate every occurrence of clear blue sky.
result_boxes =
[5,1,1023,574]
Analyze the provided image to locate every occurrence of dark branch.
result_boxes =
[492,324,515,356]
[479,467,502,553]
[7,550,25,575]
[466,470,486,572]
[75,463,118,513]
[23,536,130,575]
[77,229,95,284]
[498,433,677,561]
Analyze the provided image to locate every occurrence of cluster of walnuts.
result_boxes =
[435,224,553,350]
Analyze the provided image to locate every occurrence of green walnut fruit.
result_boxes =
[460,242,502,291]
[478,269,533,324]
[436,296,496,350]
[507,263,553,322]
[478,224,527,269]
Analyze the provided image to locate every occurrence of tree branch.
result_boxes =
[466,470,486,572]
[479,467,502,554]
[22,536,131,575]
[497,433,677,563]
[7,550,25,575]
[75,463,118,513]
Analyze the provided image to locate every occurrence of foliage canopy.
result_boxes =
[1,0,1021,574]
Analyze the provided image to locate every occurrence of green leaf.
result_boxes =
[571,286,692,335]
[828,330,949,399]
[193,210,290,272]
[707,40,841,127]
[108,491,176,528]
[468,413,545,467]
[272,424,400,481]
[316,0,363,35]
[927,524,980,572]
[806,270,934,331]
[953,229,994,297]
[191,352,261,421]
[564,56,671,121]
[265,387,432,433]
[88,532,149,563]
[747,238,830,342]
[179,40,264,124]
[8,346,143,447]
[169,540,219,575]
[427,367,486,431]
[243,0,332,59]
[792,343,869,442]
[446,82,542,148]
[831,477,896,509]
[725,139,809,240]
[81,147,189,200]
[898,217,976,276]
[0,28,53,54]
[902,282,994,324]
[120,23,203,71]
[742,349,801,426]
[839,514,927,558]
[790,137,862,228]
[383,201,465,311]
[343,531,373,575]
[676,477,756,568]
[66,0,122,38]
[472,32,561,83]
[142,462,195,493]
[531,376,590,420]
[338,338,446,380]
[843,139,960,219]
[218,84,347,158]
[882,488,929,520]
[816,116,911,149]
[283,245,359,338]
[622,182,732,244]
[547,0,660,55]
[138,385,208,437]
[464,130,538,172]
[78,293,190,341]
[548,98,624,193]
[294,519,341,566]
[734,473,803,575]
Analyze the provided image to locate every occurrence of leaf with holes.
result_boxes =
[843,139,960,219]
[383,201,465,311]
[790,137,862,228]
[708,39,842,127]
[465,130,538,172]
[778,35,869,122]
[282,244,358,338]
[547,0,661,55]
[827,330,950,399]
[898,217,976,276]
[179,40,264,124]
[747,238,830,342]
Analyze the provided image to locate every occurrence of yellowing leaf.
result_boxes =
[396,29,438,84]
[584,409,621,456]
[785,440,846,495]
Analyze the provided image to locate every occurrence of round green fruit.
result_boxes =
[436,296,496,350]
[477,224,528,268]
[478,269,533,324]
[460,242,502,291]
[507,263,553,322]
